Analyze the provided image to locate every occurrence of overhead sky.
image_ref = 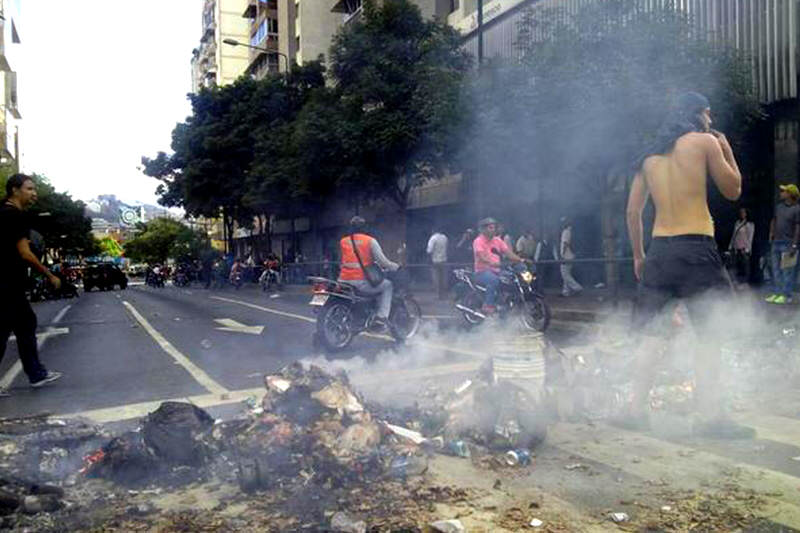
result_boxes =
[17,1,199,206]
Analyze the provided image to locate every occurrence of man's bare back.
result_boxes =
[628,128,741,279]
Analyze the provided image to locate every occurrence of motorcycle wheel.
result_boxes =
[317,301,355,352]
[459,292,484,328]
[388,295,422,342]
[522,297,551,332]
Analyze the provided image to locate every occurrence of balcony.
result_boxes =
[242,0,256,19]
[332,0,363,24]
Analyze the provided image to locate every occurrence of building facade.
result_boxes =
[0,0,22,169]
[191,0,251,92]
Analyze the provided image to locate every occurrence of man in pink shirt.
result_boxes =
[473,217,524,314]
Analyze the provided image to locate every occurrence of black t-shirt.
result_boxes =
[0,202,31,292]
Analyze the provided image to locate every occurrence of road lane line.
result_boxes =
[0,304,72,389]
[211,295,487,356]
[60,387,264,424]
[122,301,227,395]
[210,295,316,323]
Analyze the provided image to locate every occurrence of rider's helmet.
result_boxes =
[478,217,498,229]
[349,215,367,231]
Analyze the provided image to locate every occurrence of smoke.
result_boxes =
[301,317,533,407]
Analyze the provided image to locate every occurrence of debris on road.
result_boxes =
[429,518,466,532]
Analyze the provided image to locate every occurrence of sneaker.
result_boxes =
[765,294,778,303]
[370,317,389,333]
[774,295,788,305]
[30,371,63,389]
[608,412,651,432]
[692,417,756,439]
[480,304,497,316]
[0,387,9,398]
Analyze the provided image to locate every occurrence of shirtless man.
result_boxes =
[624,91,754,438]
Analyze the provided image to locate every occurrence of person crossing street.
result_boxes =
[0,174,63,396]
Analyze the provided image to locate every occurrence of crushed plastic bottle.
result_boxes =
[389,454,428,478]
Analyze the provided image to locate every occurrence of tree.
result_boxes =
[458,0,763,287]
[324,0,471,210]
[143,62,327,254]
[24,175,97,260]
[123,218,210,264]
[463,0,762,201]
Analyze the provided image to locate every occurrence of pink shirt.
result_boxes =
[473,234,510,273]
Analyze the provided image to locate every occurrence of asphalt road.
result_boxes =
[2,283,800,528]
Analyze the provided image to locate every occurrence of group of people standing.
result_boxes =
[425,217,584,300]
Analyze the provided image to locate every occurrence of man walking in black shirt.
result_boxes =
[0,174,63,396]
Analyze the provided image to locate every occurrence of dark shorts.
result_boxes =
[632,235,733,333]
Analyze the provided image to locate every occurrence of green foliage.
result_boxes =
[462,0,763,199]
[124,218,210,264]
[97,236,123,258]
[26,175,96,258]
[325,0,471,207]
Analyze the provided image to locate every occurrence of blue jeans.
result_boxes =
[475,270,500,306]
[771,240,799,297]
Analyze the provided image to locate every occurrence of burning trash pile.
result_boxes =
[0,415,111,530]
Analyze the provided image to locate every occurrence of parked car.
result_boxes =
[84,263,128,292]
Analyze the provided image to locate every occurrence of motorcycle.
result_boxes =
[308,271,422,352]
[453,261,551,332]
[229,270,243,290]
[259,262,282,292]
[174,271,190,288]
[146,270,165,288]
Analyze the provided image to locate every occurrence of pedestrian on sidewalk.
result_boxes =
[727,207,754,286]
[0,174,63,396]
[766,184,800,304]
[623,91,752,438]
[454,228,475,265]
[426,227,449,300]
[515,229,537,260]
[497,223,513,251]
[559,216,583,297]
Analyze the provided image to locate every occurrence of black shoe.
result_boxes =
[692,417,756,439]
[608,412,651,432]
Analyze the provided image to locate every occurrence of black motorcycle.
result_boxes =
[453,261,551,332]
[308,271,421,352]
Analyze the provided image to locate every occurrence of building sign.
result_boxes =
[119,206,142,227]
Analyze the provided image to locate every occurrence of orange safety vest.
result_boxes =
[339,233,374,281]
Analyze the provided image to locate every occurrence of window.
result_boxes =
[250,18,278,47]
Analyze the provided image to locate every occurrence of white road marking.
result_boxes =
[122,301,227,395]
[211,295,484,356]
[0,304,72,389]
[214,318,264,335]
[210,296,316,323]
[61,387,264,424]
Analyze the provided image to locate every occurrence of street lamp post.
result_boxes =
[222,38,290,74]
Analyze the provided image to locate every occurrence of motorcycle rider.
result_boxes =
[339,216,399,330]
[259,253,282,289]
[473,217,525,315]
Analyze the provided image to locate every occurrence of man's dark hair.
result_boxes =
[633,92,711,172]
[4,173,34,200]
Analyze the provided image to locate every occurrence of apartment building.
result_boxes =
[0,0,22,169]
[191,0,251,92]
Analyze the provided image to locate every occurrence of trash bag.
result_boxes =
[142,402,214,466]
[87,431,160,486]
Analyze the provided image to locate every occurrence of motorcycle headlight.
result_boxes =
[521,271,533,283]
